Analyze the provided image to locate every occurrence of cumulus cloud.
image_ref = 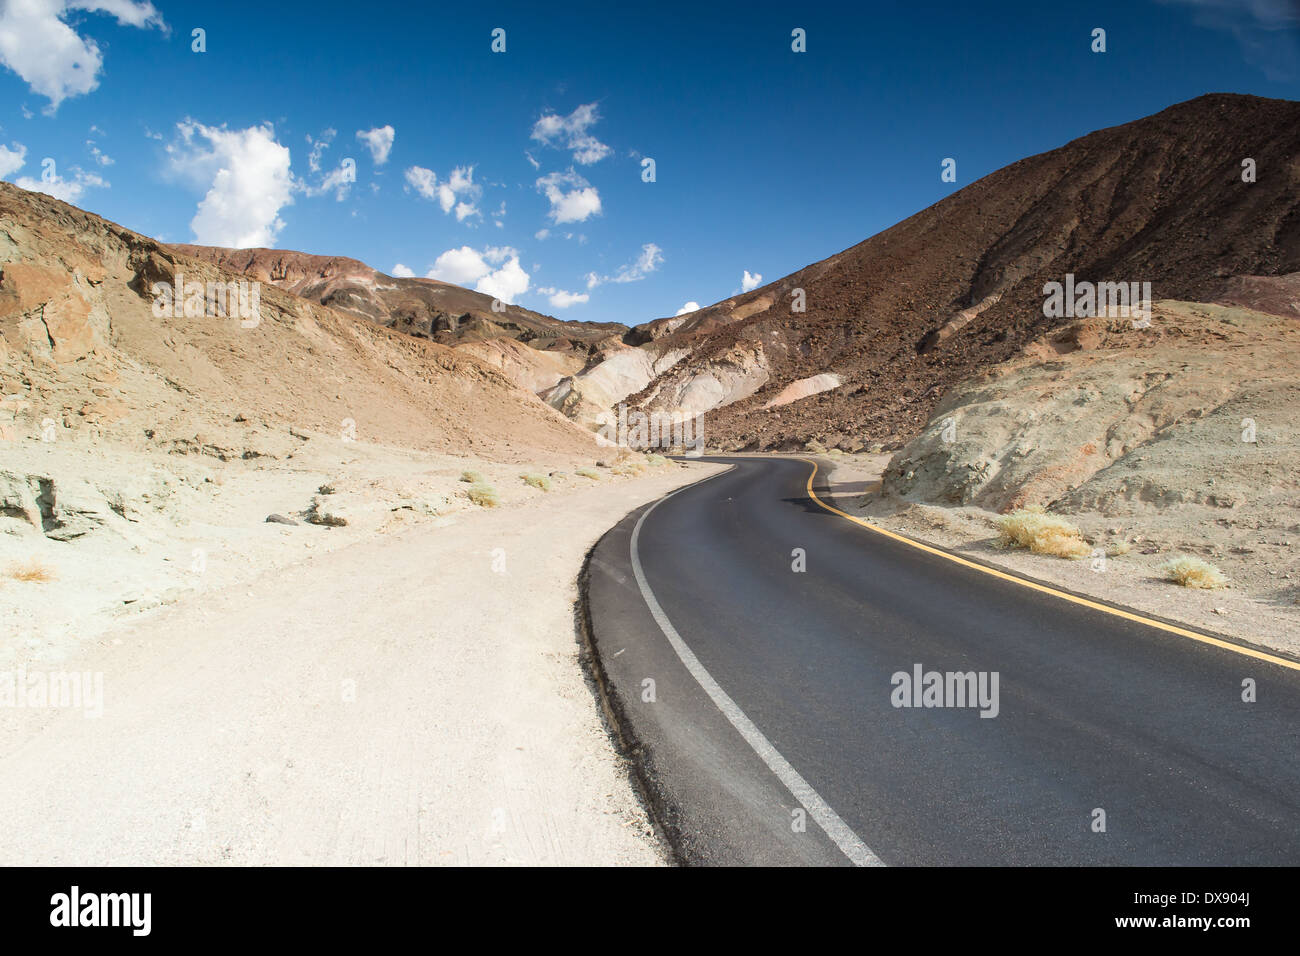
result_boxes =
[166,120,294,248]
[675,301,701,316]
[0,0,166,112]
[15,164,107,203]
[536,286,589,308]
[391,263,415,278]
[405,163,481,220]
[426,245,529,303]
[356,125,394,165]
[742,269,763,292]
[536,169,601,224]
[0,142,27,178]
[531,103,611,165]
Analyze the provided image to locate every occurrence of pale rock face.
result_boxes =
[762,373,842,409]
[882,304,1300,523]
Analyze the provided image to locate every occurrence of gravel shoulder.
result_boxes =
[0,450,722,865]
[818,453,1300,659]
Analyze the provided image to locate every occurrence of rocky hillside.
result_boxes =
[0,180,598,462]
[602,93,1300,450]
[171,244,626,395]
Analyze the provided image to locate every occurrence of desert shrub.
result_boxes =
[996,507,1091,558]
[644,454,670,467]
[520,473,553,492]
[7,559,55,582]
[460,470,484,484]
[318,483,336,495]
[1160,555,1227,589]
[466,483,499,507]
[576,468,601,480]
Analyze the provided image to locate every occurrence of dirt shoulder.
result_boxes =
[0,444,722,865]
[817,453,1300,660]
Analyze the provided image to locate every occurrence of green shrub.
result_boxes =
[520,473,553,492]
[466,483,499,507]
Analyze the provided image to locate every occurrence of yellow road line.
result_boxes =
[797,457,1300,673]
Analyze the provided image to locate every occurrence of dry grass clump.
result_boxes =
[576,468,601,480]
[644,454,670,467]
[466,483,499,507]
[7,559,55,583]
[995,506,1091,559]
[1160,555,1227,589]
[460,470,485,484]
[520,473,553,492]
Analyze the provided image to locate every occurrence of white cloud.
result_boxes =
[524,150,540,170]
[536,169,601,224]
[356,125,394,165]
[15,165,107,203]
[405,163,481,219]
[166,120,294,248]
[86,141,113,165]
[534,228,550,240]
[0,1,166,112]
[742,269,763,292]
[425,244,528,303]
[0,142,27,178]
[305,128,335,173]
[675,301,701,316]
[531,103,611,165]
[404,165,437,199]
[536,286,589,308]
[588,243,664,288]
[1157,0,1300,78]
[391,263,415,277]
[476,256,529,303]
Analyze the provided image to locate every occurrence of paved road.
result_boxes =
[584,456,1300,865]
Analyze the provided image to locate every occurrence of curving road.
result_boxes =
[583,456,1300,866]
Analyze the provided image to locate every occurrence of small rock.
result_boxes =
[1212,607,1226,615]
[265,514,297,525]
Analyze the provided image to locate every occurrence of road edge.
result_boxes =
[574,465,734,867]
[808,454,1300,670]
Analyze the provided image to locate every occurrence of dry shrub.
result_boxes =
[996,507,1091,559]
[7,559,55,582]
[1160,555,1227,589]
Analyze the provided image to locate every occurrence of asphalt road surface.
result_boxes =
[583,456,1300,865]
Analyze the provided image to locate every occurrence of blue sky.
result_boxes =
[1,0,1297,324]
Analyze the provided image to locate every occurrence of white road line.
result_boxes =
[628,471,883,867]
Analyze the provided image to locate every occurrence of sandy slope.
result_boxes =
[0,460,721,866]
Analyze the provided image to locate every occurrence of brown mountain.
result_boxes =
[613,93,1300,450]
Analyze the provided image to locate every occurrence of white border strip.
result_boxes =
[628,473,883,866]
